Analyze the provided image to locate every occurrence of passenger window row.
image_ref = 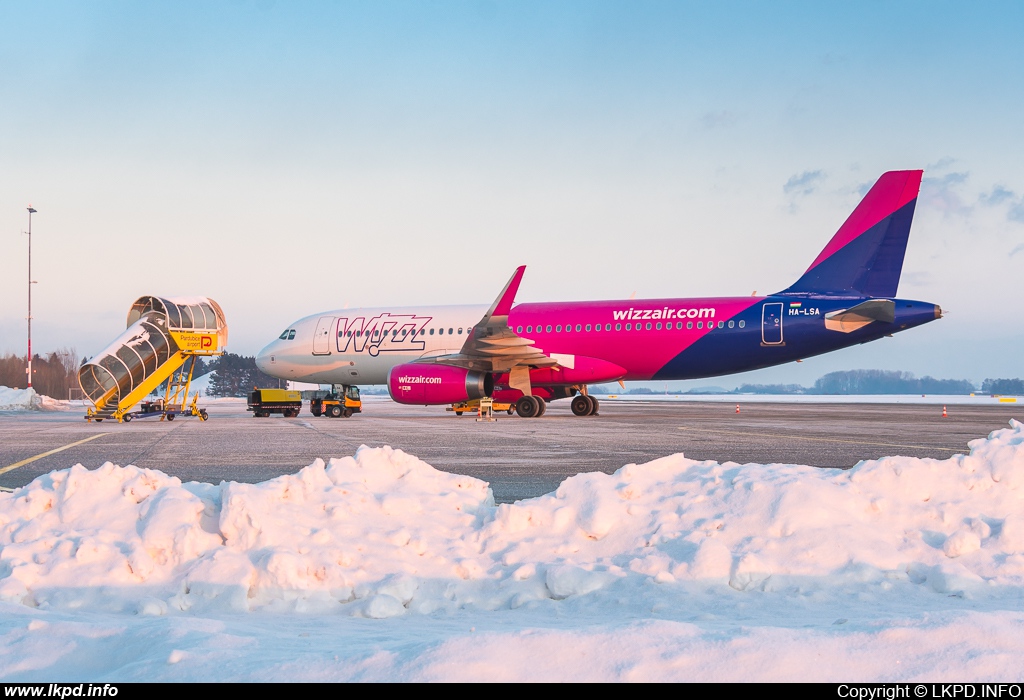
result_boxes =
[337,327,465,338]
[513,320,746,334]
[311,318,748,343]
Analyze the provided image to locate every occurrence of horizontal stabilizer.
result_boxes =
[824,299,895,333]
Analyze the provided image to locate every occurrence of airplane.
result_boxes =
[255,170,941,418]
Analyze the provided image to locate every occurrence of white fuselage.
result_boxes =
[256,304,488,385]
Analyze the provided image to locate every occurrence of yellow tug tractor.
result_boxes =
[310,385,362,418]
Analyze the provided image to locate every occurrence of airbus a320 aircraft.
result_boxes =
[256,170,941,418]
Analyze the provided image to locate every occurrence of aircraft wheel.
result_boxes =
[571,395,591,416]
[536,398,547,416]
[328,405,342,418]
[515,396,539,418]
[588,397,599,415]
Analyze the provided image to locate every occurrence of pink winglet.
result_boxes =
[490,265,527,317]
[805,170,923,272]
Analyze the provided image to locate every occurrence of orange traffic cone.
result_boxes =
[735,404,740,414]
[942,405,948,418]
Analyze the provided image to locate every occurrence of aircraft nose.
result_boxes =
[255,344,274,374]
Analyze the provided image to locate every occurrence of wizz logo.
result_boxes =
[336,313,432,356]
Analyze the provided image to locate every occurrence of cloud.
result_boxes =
[980,185,1016,206]
[700,111,736,129]
[1009,243,1024,257]
[820,53,848,65]
[900,271,933,286]
[926,157,957,171]
[977,185,1024,223]
[920,172,971,216]
[783,170,825,196]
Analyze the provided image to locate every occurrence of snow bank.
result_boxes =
[1,421,1023,618]
[0,386,67,412]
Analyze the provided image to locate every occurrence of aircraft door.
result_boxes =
[761,303,783,345]
[313,316,335,355]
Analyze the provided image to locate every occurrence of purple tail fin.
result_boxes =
[782,170,923,298]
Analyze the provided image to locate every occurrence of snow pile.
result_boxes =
[0,386,67,411]
[1,422,1023,618]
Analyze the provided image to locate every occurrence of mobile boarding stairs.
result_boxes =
[79,296,227,423]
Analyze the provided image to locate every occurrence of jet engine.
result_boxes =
[387,363,494,405]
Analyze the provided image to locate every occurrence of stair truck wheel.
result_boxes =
[311,407,322,417]
[328,405,342,418]
[122,414,132,423]
[343,408,353,418]
[167,413,175,421]
[200,409,209,421]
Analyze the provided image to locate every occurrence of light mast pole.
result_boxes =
[26,206,36,389]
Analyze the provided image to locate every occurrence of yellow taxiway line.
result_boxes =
[0,433,110,477]
[677,426,961,453]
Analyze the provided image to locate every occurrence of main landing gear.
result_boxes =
[513,392,599,418]
[570,394,599,416]
[515,395,547,418]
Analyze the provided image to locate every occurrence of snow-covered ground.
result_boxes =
[1,421,1023,680]
[0,387,70,412]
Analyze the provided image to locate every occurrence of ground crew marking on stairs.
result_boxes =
[0,433,110,477]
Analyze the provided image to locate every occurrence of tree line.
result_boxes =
[593,370,1024,396]
[0,349,80,398]
[1,351,1021,398]
[203,353,283,397]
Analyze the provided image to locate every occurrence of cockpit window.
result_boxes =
[287,330,296,340]
[279,330,289,340]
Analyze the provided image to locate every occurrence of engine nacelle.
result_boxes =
[387,363,494,405]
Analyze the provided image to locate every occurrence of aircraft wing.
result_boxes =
[417,266,559,373]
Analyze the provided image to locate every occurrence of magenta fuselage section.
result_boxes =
[509,297,760,382]
[509,294,939,382]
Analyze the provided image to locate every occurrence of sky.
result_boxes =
[0,1,1022,388]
